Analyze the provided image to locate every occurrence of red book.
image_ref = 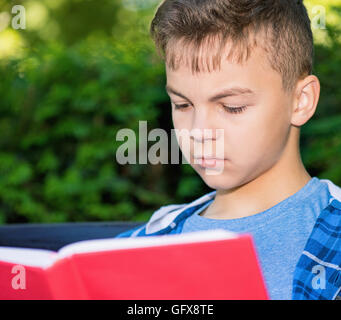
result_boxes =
[0,229,269,300]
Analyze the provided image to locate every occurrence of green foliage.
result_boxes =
[301,22,341,182]
[0,30,179,223]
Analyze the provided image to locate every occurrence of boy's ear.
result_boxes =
[291,75,320,127]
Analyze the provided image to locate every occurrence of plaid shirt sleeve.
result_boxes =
[292,199,341,300]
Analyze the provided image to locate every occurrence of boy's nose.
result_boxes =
[190,109,217,142]
[190,128,216,142]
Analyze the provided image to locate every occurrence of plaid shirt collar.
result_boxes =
[121,179,341,300]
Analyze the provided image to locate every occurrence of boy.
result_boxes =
[115,0,341,300]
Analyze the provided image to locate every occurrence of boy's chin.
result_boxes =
[197,170,236,191]
[199,168,262,192]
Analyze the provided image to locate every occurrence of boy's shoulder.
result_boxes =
[293,178,341,300]
[320,178,341,203]
[116,178,341,239]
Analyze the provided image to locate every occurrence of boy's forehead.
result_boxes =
[166,38,270,74]
[165,42,277,93]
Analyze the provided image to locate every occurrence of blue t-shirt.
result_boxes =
[181,177,332,300]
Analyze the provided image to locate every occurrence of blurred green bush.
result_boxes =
[0,36,178,223]
[0,0,340,224]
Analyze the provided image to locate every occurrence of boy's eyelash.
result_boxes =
[174,104,190,110]
[222,105,248,114]
[173,103,247,114]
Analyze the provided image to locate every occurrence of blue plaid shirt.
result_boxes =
[116,179,341,300]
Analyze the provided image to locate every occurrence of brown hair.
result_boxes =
[150,0,314,93]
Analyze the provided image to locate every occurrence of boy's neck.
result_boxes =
[200,130,312,220]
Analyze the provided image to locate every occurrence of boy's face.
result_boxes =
[166,41,296,190]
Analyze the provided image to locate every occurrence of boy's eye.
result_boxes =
[174,103,248,114]
[222,105,248,114]
[174,103,190,110]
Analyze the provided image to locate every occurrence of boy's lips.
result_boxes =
[193,157,227,168]
[193,155,227,160]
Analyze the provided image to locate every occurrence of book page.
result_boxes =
[0,247,58,268]
[0,229,237,268]
[58,228,237,258]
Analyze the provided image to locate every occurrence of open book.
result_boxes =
[0,229,269,299]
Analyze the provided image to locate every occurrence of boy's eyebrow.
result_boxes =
[165,85,255,102]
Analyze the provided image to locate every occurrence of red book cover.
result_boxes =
[0,229,269,300]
